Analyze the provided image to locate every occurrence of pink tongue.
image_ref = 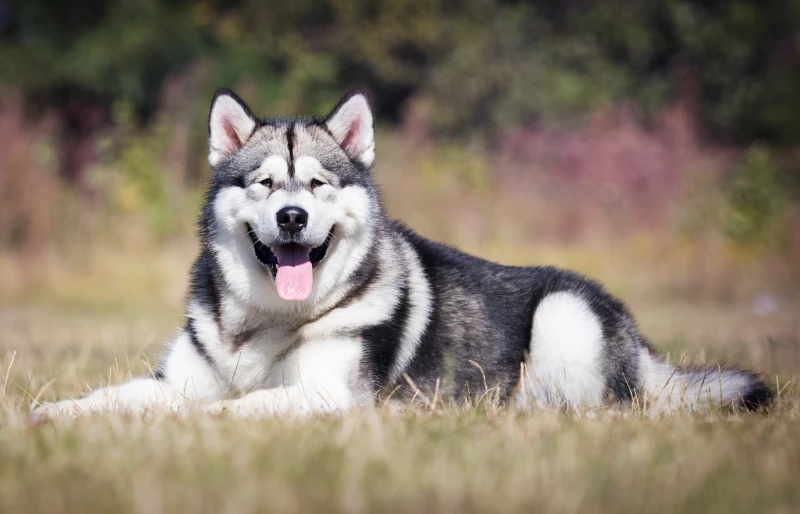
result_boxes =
[274,244,313,301]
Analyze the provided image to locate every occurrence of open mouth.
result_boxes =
[246,224,333,301]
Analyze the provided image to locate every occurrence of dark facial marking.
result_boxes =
[286,123,296,178]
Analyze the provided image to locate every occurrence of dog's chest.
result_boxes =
[214,305,305,390]
[213,294,369,392]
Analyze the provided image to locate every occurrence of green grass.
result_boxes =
[0,303,798,514]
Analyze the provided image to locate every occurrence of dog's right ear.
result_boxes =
[208,89,256,167]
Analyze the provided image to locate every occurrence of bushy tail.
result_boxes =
[637,347,772,413]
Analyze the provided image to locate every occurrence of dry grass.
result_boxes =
[0,293,798,514]
[1,406,799,514]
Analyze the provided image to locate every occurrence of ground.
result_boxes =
[0,294,797,514]
[0,232,798,514]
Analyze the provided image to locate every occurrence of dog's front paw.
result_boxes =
[203,391,312,418]
[204,400,235,417]
[203,398,276,418]
[28,400,89,425]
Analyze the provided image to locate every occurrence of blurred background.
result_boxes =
[0,0,798,368]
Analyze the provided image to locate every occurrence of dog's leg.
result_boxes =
[28,377,185,422]
[29,328,226,422]
[204,383,353,417]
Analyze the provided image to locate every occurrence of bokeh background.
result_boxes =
[0,0,798,368]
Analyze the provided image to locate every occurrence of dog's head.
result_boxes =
[204,89,380,307]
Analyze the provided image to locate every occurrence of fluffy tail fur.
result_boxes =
[636,346,772,413]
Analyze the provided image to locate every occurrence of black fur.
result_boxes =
[185,318,215,372]
[286,123,296,177]
[741,376,774,410]
[361,285,411,387]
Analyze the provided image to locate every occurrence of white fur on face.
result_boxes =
[306,185,377,302]
[229,155,345,250]
[293,155,325,183]
[245,187,331,247]
[253,155,290,184]
[210,172,377,310]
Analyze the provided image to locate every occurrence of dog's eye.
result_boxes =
[310,179,326,190]
[260,178,273,188]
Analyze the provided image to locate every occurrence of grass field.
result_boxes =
[0,241,798,514]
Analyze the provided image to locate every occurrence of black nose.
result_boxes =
[276,206,308,234]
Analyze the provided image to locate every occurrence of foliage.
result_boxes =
[0,0,799,252]
[103,105,178,237]
[2,0,800,142]
[722,146,791,246]
[0,0,206,117]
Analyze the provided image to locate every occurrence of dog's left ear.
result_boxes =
[208,88,257,167]
[325,90,375,167]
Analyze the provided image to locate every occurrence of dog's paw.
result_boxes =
[204,398,275,418]
[203,400,235,417]
[28,400,88,425]
[203,392,312,418]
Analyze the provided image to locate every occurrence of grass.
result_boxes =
[1,408,799,514]
[0,299,798,514]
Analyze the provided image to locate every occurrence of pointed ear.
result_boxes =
[325,90,375,167]
[208,89,257,167]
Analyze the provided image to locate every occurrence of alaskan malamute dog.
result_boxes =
[32,89,771,420]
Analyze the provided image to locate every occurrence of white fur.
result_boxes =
[210,186,283,311]
[160,329,225,402]
[29,378,185,421]
[253,154,289,184]
[188,300,291,393]
[389,238,433,381]
[204,386,312,417]
[252,188,329,244]
[308,185,377,302]
[294,155,324,183]
[206,337,361,417]
[208,94,256,166]
[521,292,606,407]
[326,94,375,166]
[637,347,754,413]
